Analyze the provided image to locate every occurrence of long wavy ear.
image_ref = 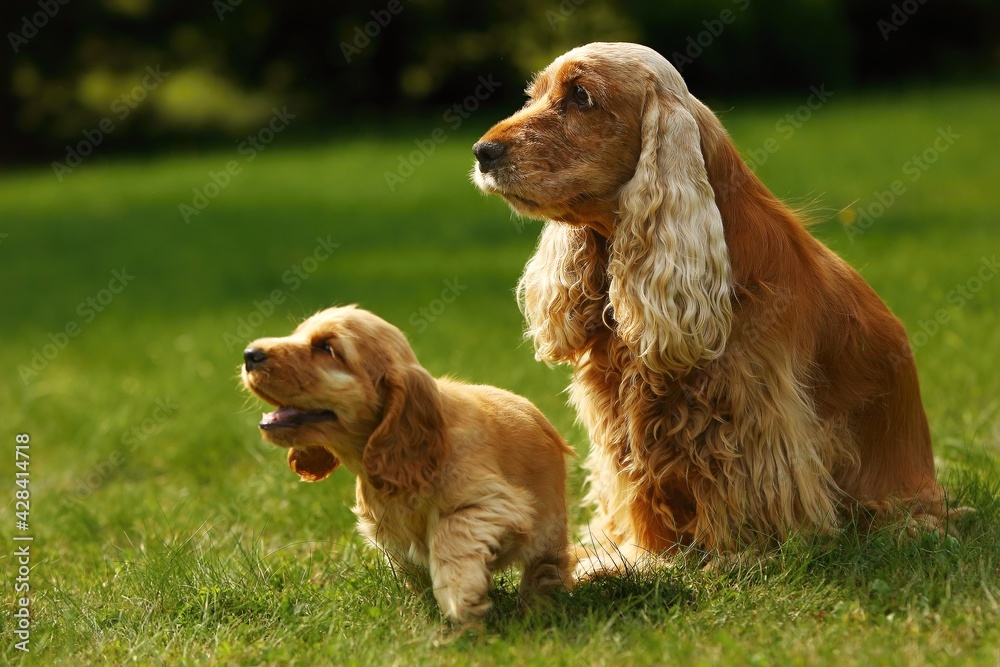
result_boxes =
[287,447,340,482]
[363,364,446,497]
[516,222,608,363]
[609,85,732,375]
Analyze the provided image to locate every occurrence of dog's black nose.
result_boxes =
[243,347,268,371]
[473,141,506,173]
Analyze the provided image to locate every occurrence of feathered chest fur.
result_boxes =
[353,481,436,567]
[576,327,739,472]
[570,321,846,550]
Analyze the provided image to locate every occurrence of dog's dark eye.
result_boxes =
[571,85,592,109]
[314,342,337,359]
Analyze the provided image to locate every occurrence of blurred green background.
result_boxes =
[2,3,1000,663]
[2,0,998,163]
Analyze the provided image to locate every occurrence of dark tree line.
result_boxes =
[1,0,997,164]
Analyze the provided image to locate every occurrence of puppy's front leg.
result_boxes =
[428,506,511,626]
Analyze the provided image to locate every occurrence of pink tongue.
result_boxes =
[260,407,337,428]
[261,406,302,425]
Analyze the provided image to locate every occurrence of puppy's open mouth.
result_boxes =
[259,406,338,430]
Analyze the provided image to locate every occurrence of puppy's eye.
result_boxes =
[314,342,337,359]
[570,85,592,109]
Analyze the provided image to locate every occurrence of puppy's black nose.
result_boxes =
[473,141,506,173]
[244,347,268,371]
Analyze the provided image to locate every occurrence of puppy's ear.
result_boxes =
[364,364,446,497]
[288,447,340,482]
[609,85,732,374]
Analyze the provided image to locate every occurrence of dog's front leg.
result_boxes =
[428,504,516,626]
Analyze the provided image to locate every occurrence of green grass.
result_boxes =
[2,85,999,666]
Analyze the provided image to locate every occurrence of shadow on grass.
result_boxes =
[51,450,995,659]
[700,450,1000,621]
[480,567,696,636]
[486,450,997,635]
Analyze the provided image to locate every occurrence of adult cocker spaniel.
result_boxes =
[242,306,574,623]
[472,42,954,567]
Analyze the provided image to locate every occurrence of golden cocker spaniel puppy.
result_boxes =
[241,306,574,623]
[472,42,954,568]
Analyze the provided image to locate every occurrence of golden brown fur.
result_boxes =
[242,306,574,623]
[472,42,955,569]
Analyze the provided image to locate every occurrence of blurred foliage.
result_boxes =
[1,0,998,163]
